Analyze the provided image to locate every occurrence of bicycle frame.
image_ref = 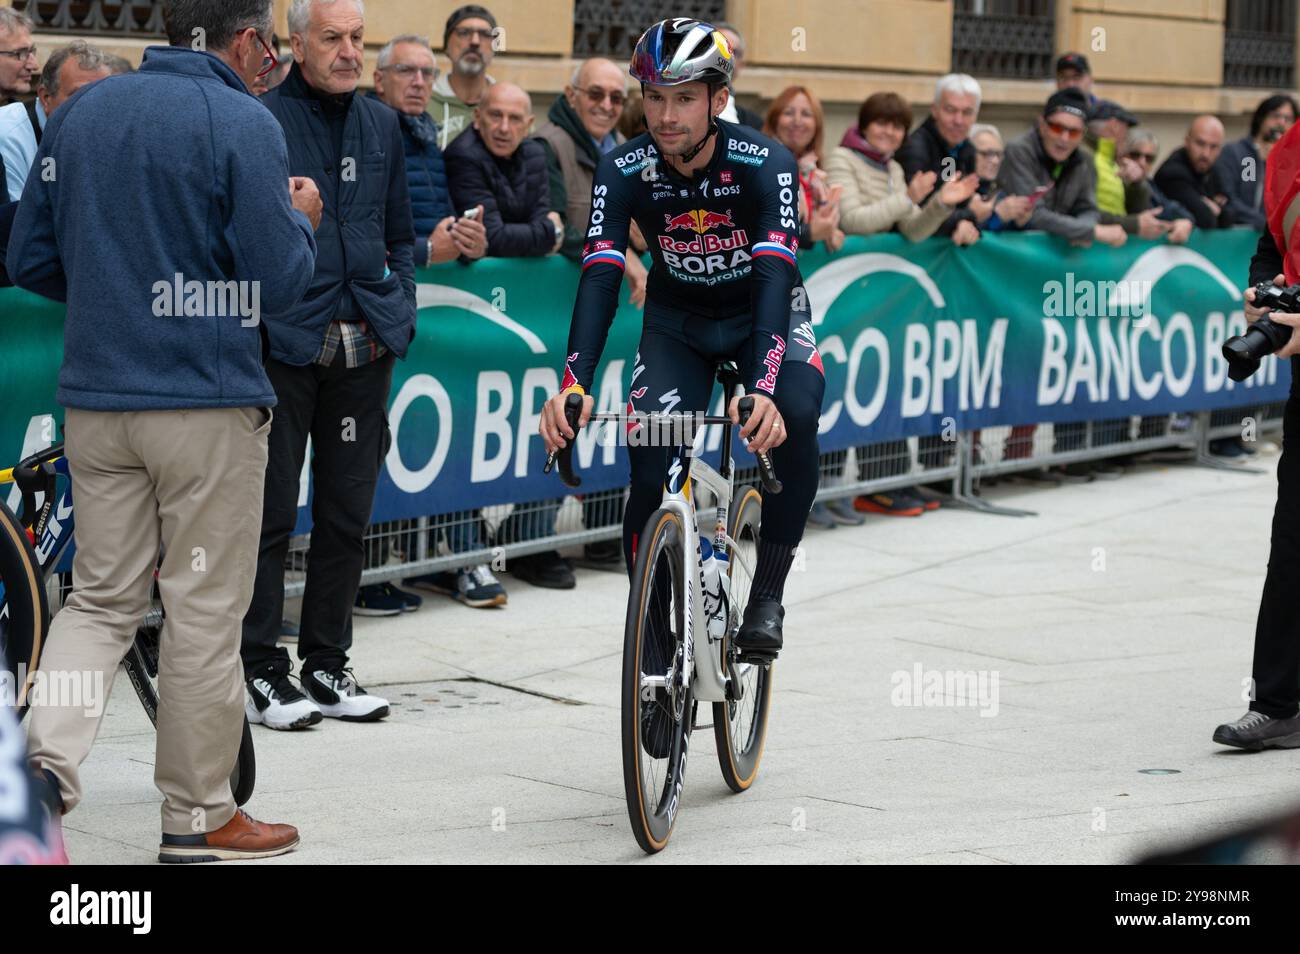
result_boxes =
[594,413,753,706]
[663,437,744,705]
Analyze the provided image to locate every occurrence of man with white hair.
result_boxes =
[896,73,983,246]
[0,41,113,202]
[0,6,36,204]
[243,0,416,728]
[0,7,36,106]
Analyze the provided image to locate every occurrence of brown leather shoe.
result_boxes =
[158,809,299,864]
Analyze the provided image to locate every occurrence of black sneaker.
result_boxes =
[245,671,322,731]
[734,598,784,662]
[509,550,576,589]
[352,583,405,617]
[1213,710,1300,750]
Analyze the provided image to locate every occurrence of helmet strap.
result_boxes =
[675,118,718,165]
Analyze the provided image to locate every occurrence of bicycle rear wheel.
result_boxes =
[0,501,49,719]
[714,485,774,792]
[621,507,692,854]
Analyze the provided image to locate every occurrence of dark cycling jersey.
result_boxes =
[562,118,802,397]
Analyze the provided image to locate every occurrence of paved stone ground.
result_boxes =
[49,447,1300,863]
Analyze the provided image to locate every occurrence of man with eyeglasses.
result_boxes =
[1120,129,1194,245]
[534,57,647,568]
[430,4,498,150]
[367,32,505,614]
[7,0,318,862]
[0,8,37,107]
[1002,88,1125,248]
[0,41,112,203]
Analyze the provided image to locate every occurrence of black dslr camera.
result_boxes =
[1222,282,1300,381]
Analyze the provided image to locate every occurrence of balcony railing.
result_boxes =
[12,1,167,38]
[572,0,725,60]
[1223,0,1295,89]
[952,0,1055,80]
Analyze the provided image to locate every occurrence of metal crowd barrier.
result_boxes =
[278,402,1286,597]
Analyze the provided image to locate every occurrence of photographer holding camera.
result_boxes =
[1213,116,1300,749]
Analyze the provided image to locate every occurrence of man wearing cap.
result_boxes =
[1001,88,1125,247]
[1154,115,1234,230]
[430,4,497,150]
[1214,94,1298,232]
[1055,52,1096,108]
[1086,99,1167,240]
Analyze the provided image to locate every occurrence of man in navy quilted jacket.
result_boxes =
[366,32,510,613]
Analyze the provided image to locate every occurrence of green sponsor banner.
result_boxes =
[1,230,1283,523]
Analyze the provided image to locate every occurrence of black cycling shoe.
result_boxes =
[734,598,784,662]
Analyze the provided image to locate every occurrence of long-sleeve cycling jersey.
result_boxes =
[562,118,802,396]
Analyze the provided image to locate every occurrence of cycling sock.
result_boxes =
[752,539,796,603]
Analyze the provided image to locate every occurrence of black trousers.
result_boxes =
[621,294,825,570]
[242,350,395,678]
[1250,389,1300,718]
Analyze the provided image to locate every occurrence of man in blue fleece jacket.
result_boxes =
[7,0,319,863]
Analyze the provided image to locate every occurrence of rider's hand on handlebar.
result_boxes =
[728,393,786,455]
[540,389,594,454]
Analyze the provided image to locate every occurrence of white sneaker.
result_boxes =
[245,673,322,730]
[302,667,389,722]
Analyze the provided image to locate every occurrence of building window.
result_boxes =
[1224,0,1295,89]
[12,1,167,38]
[951,0,1055,80]
[573,0,726,59]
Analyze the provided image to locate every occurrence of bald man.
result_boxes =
[534,57,646,567]
[443,82,581,586]
[1153,114,1235,229]
[535,59,646,281]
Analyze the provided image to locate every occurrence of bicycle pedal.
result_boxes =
[737,650,777,667]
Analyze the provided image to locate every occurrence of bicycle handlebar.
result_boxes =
[544,392,783,495]
[736,397,783,496]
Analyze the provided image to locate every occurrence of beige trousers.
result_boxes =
[26,405,270,835]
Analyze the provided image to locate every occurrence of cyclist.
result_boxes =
[539,17,825,661]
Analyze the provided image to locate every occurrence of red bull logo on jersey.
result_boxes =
[663,209,736,234]
[560,352,580,392]
[756,334,786,395]
[659,209,748,256]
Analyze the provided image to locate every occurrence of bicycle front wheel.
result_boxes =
[621,507,692,854]
[0,501,49,720]
[714,485,774,792]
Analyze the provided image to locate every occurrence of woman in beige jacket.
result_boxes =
[826,92,978,241]
[820,93,979,520]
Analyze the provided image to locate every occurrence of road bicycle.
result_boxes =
[547,366,782,853]
[0,443,255,805]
